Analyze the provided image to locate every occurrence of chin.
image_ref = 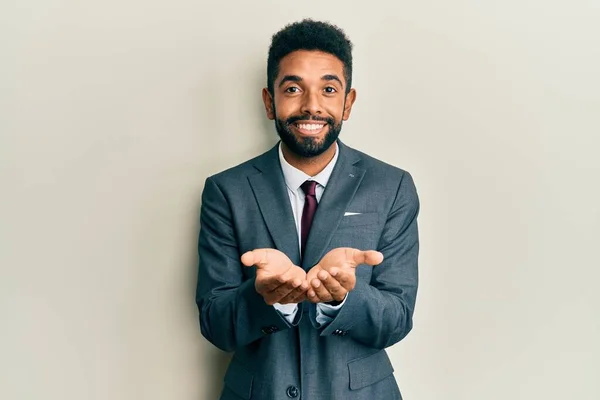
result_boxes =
[296,133,327,144]
[275,118,341,158]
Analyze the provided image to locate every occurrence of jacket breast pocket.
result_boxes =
[348,350,395,390]
[337,212,379,228]
[330,212,381,250]
[223,358,253,399]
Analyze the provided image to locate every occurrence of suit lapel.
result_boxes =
[301,142,366,270]
[247,145,301,266]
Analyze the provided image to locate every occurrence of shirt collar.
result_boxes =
[278,142,339,191]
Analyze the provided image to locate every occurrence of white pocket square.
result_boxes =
[344,212,362,216]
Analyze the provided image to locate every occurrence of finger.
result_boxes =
[241,249,271,267]
[306,264,322,282]
[318,270,346,301]
[306,289,319,303]
[278,266,303,283]
[270,282,297,302]
[262,277,298,304]
[306,285,320,303]
[290,289,308,303]
[311,276,333,302]
[278,280,309,304]
[256,274,287,293]
[260,281,290,306]
[329,268,355,291]
[349,249,384,266]
[271,271,306,299]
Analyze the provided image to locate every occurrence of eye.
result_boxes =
[285,86,300,93]
[324,86,337,94]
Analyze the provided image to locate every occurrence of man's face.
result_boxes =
[262,50,356,158]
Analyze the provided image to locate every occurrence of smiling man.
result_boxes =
[196,19,420,400]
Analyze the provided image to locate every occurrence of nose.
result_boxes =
[300,90,322,116]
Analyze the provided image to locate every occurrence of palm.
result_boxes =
[304,247,383,302]
[241,248,296,276]
[318,247,383,272]
[241,248,308,305]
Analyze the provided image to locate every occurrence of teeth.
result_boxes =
[297,123,324,131]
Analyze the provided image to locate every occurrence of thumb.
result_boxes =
[352,249,384,266]
[240,249,270,268]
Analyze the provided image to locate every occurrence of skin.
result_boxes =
[243,50,382,305]
[262,50,356,176]
[242,248,383,304]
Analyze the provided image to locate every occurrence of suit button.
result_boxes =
[286,385,299,398]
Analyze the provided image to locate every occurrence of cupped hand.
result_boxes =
[241,248,309,305]
[306,248,383,303]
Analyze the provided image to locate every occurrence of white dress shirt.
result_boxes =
[273,143,347,325]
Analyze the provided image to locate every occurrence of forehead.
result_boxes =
[277,50,345,82]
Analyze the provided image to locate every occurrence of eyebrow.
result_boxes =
[278,74,344,88]
[322,74,343,87]
[278,75,302,87]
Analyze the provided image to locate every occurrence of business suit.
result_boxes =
[196,140,419,399]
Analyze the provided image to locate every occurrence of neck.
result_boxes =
[281,142,338,177]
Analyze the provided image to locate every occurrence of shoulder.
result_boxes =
[342,143,419,213]
[341,142,413,184]
[206,146,276,186]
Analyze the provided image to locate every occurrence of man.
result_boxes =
[196,19,419,400]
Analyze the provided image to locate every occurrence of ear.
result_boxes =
[262,88,275,120]
[342,88,357,121]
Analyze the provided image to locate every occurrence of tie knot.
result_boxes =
[301,180,318,196]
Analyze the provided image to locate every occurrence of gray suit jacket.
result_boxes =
[196,141,419,400]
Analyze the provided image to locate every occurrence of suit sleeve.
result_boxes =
[195,177,297,352]
[316,171,420,349]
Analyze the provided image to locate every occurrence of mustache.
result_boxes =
[285,115,334,126]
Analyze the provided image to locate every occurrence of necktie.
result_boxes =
[300,180,318,258]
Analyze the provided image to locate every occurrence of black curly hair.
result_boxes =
[267,19,353,95]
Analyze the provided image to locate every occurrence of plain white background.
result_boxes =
[1,1,599,399]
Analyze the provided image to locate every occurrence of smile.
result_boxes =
[293,122,327,135]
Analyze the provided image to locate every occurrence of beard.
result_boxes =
[274,109,343,158]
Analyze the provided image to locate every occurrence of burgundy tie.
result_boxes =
[300,180,318,258]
